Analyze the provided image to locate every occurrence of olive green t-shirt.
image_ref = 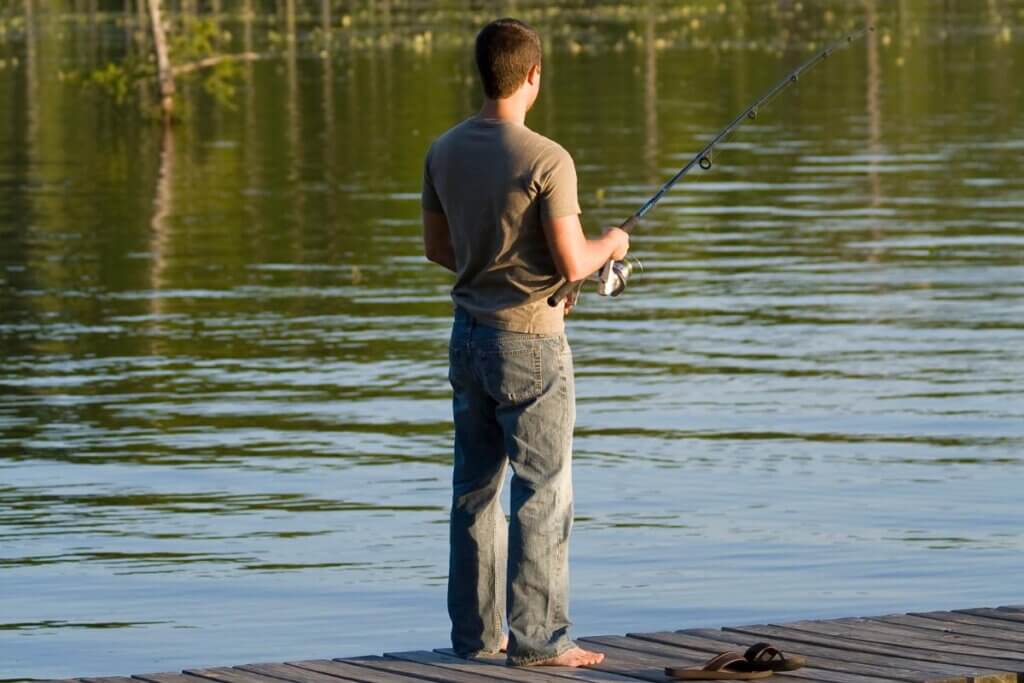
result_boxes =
[422,117,581,334]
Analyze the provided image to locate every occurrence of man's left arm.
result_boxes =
[423,208,456,273]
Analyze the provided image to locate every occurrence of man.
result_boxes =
[421,18,628,668]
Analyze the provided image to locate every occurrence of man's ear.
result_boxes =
[526,63,541,86]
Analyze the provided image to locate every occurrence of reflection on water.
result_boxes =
[1,1,1024,679]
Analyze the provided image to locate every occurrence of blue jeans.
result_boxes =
[447,307,576,665]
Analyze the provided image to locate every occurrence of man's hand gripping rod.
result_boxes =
[548,25,873,308]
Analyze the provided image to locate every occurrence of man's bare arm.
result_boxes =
[542,214,629,283]
[422,208,456,273]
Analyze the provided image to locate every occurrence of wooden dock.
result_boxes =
[58,605,1024,683]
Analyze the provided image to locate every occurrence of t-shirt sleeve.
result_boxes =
[538,146,582,220]
[421,144,444,213]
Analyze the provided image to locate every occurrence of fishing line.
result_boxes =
[549,25,875,307]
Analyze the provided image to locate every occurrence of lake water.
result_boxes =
[1,2,1023,680]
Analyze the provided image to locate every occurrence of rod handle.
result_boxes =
[547,215,639,307]
[547,278,581,308]
[619,214,639,233]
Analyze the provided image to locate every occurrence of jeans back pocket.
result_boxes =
[477,344,544,405]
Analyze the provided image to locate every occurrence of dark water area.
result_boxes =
[1,1,1023,679]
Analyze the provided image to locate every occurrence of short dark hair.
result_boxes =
[474,18,542,99]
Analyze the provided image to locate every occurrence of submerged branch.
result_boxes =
[172,52,268,76]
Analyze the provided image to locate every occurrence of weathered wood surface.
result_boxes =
[415,649,641,682]
[50,604,1024,683]
[630,627,1004,683]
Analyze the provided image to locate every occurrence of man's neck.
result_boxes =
[477,97,526,126]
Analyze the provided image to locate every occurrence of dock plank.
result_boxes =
[779,618,1024,662]
[133,674,212,683]
[426,648,646,682]
[286,659,429,683]
[837,616,1024,650]
[584,636,865,683]
[868,614,1024,647]
[723,624,1024,676]
[911,611,1024,634]
[672,627,1016,683]
[181,667,283,683]
[337,654,516,683]
[552,640,674,683]
[396,649,642,682]
[627,629,978,683]
[955,609,1024,627]
[581,634,901,683]
[237,662,400,683]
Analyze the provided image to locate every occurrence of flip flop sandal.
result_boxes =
[665,651,773,680]
[743,642,807,672]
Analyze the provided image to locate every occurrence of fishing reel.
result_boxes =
[597,257,641,297]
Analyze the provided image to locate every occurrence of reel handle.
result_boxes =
[547,215,639,307]
[595,214,638,296]
[597,259,617,296]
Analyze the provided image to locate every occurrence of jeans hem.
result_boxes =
[506,639,576,667]
[457,647,503,660]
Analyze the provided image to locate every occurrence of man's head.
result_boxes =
[474,18,542,107]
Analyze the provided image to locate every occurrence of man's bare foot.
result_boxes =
[529,646,605,668]
[499,634,509,652]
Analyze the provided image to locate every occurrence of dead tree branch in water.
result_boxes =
[146,0,175,122]
[172,52,268,76]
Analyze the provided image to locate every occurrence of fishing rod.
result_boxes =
[549,25,874,307]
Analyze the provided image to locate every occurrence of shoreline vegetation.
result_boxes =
[0,1,1018,120]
